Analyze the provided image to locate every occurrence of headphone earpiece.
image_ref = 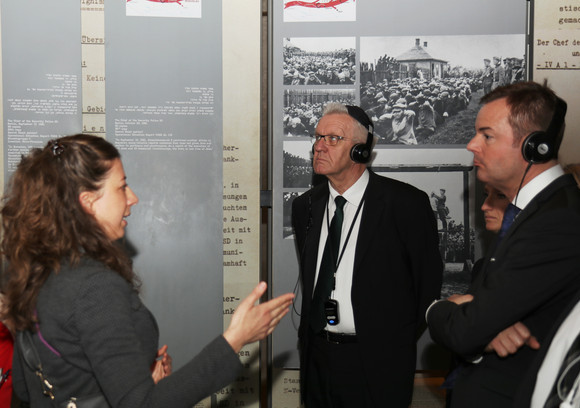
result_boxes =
[350,130,373,164]
[521,97,567,164]
[522,131,554,164]
[345,105,374,164]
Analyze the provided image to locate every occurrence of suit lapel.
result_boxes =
[302,185,329,298]
[477,175,577,287]
[494,175,576,256]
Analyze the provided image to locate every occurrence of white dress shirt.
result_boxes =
[513,164,564,209]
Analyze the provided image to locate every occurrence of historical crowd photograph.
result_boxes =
[360,34,526,145]
[283,37,356,86]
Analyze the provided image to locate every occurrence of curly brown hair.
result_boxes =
[1,134,137,331]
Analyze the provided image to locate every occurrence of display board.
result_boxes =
[531,0,580,165]
[2,2,82,174]
[103,1,225,376]
[1,1,262,407]
[270,0,528,405]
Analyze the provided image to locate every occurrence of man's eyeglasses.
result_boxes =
[311,134,348,146]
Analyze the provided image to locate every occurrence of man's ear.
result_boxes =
[79,191,96,215]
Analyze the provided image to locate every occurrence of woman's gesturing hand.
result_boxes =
[223,282,294,353]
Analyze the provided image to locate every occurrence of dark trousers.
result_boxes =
[305,330,374,408]
[437,208,448,230]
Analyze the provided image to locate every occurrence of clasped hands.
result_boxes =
[447,294,540,358]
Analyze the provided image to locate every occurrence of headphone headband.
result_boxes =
[345,105,374,164]
[546,96,567,151]
[346,105,374,135]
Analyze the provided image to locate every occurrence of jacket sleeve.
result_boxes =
[427,206,580,358]
[75,270,242,408]
[395,188,444,326]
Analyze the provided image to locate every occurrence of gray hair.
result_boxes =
[321,102,368,144]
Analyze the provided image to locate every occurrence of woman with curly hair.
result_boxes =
[1,134,293,407]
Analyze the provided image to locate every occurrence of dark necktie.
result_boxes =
[544,330,580,408]
[310,195,347,333]
[498,203,521,240]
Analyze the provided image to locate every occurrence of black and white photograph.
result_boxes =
[360,34,526,146]
[282,191,301,239]
[283,0,356,23]
[283,88,355,137]
[283,140,315,189]
[375,168,474,297]
[283,37,356,86]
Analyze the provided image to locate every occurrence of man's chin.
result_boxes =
[475,168,487,183]
[312,165,326,175]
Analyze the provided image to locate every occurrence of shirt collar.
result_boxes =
[328,169,369,207]
[514,164,565,209]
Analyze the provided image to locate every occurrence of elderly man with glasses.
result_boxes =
[292,102,443,408]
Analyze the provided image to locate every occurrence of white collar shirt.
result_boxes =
[513,165,564,210]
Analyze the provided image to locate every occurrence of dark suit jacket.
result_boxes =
[427,174,580,408]
[292,170,443,407]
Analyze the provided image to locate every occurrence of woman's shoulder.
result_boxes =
[49,257,130,294]
[38,257,137,327]
[62,256,120,276]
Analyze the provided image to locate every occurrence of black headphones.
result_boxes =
[346,105,374,164]
[521,97,567,164]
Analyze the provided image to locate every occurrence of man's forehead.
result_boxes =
[316,113,353,132]
[476,99,510,127]
[475,101,521,149]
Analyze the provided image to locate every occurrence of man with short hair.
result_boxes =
[292,102,443,407]
[431,188,449,230]
[491,56,503,90]
[501,57,512,86]
[427,81,580,407]
[481,58,493,95]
